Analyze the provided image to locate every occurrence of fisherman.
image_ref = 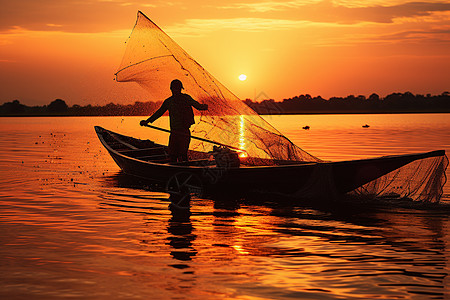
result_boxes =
[140,79,208,163]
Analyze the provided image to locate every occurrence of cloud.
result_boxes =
[219,1,450,24]
[46,24,64,28]
[0,0,171,33]
[1,0,449,37]
[162,13,450,49]
[165,18,322,36]
[219,1,321,13]
[372,28,450,43]
[306,23,450,48]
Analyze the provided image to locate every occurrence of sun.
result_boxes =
[238,74,247,81]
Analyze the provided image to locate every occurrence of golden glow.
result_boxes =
[238,115,248,158]
[232,245,249,255]
[238,74,247,81]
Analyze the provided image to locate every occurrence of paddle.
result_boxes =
[141,123,248,154]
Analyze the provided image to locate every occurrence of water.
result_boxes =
[0,115,449,299]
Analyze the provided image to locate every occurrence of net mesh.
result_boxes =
[352,155,448,203]
[115,11,448,202]
[115,11,320,165]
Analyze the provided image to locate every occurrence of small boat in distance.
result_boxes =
[302,126,310,130]
[362,124,370,128]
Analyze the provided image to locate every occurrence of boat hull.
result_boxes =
[95,126,445,198]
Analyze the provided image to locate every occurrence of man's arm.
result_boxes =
[189,96,208,111]
[140,101,168,126]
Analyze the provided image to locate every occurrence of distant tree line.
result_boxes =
[244,92,450,114]
[1,92,449,116]
[0,99,161,116]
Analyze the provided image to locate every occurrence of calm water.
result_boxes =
[0,115,449,300]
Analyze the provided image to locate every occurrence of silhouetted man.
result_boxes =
[140,79,208,163]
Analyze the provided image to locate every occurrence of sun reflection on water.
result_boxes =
[238,115,248,158]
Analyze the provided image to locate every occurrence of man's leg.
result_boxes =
[180,130,191,162]
[168,133,178,163]
[168,130,190,162]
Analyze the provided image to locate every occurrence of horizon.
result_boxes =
[2,90,450,108]
[2,91,449,117]
[1,1,449,106]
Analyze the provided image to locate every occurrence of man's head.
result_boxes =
[170,79,183,94]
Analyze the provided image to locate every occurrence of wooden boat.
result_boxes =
[95,126,445,198]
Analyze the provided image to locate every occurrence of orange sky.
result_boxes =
[0,0,449,106]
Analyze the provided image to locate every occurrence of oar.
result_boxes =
[142,123,247,154]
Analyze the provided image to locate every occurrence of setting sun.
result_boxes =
[238,74,247,81]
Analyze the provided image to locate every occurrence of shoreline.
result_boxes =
[1,111,450,117]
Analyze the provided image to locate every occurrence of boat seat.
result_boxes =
[170,159,215,166]
[148,158,171,164]
[110,133,139,150]
[136,154,170,161]
[118,147,167,156]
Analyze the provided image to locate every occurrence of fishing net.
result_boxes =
[115,11,448,202]
[115,11,320,165]
[352,154,448,203]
